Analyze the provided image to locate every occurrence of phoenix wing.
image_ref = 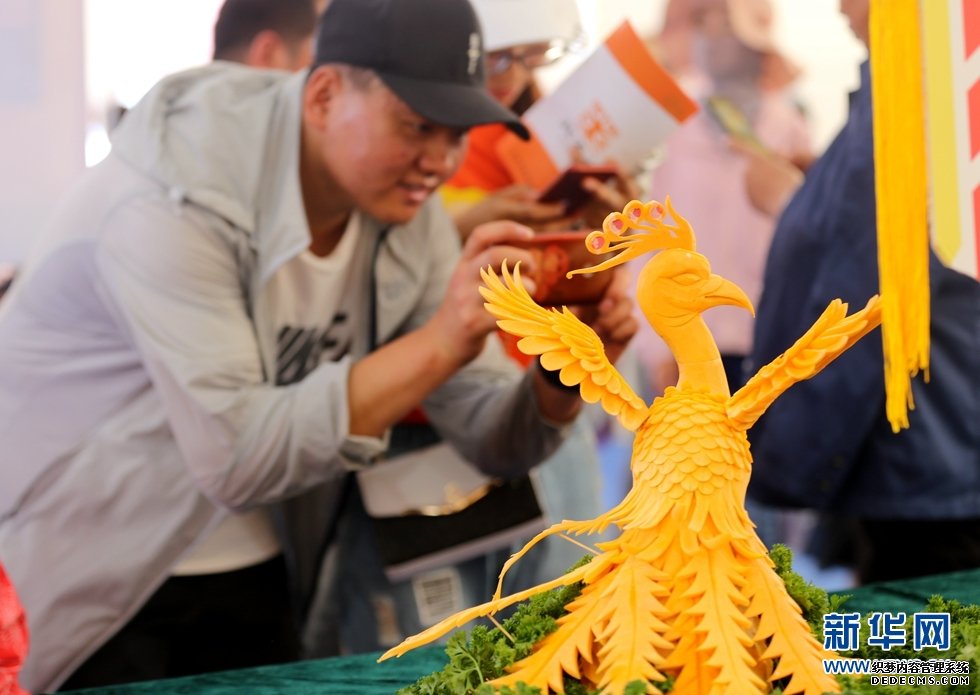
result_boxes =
[727,295,882,431]
[480,263,648,432]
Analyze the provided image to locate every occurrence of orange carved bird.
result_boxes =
[381,198,881,695]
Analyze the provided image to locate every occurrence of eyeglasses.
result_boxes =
[485,38,580,76]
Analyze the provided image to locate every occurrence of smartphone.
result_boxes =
[511,231,615,306]
[705,96,769,153]
[537,164,619,212]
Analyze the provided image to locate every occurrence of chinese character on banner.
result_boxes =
[913,612,951,651]
[578,101,619,153]
[823,612,861,651]
[867,612,907,650]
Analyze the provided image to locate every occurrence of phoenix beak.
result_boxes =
[702,274,755,316]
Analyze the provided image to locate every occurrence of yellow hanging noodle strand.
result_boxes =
[869,0,931,432]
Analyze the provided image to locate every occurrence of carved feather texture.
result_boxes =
[591,556,672,694]
[380,559,607,660]
[679,552,766,694]
[377,200,884,695]
[727,296,882,431]
[744,560,840,695]
[479,263,649,432]
[492,578,609,693]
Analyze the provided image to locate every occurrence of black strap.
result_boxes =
[537,358,579,394]
[306,225,392,609]
[367,226,391,352]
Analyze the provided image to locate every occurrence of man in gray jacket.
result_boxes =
[0,0,636,690]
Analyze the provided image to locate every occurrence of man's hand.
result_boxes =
[454,185,566,240]
[531,266,638,422]
[428,221,539,367]
[533,169,642,233]
[349,221,539,437]
[573,267,637,366]
[576,170,641,229]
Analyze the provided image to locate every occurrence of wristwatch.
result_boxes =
[537,359,579,394]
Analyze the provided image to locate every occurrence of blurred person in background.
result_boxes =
[452,0,647,572]
[460,0,637,584]
[637,0,811,398]
[442,0,636,239]
[742,0,980,583]
[448,0,611,588]
[441,0,644,535]
[212,0,323,71]
[102,0,323,135]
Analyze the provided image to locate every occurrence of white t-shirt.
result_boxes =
[174,213,371,575]
[267,212,370,385]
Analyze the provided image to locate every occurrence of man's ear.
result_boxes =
[245,30,288,69]
[303,65,342,131]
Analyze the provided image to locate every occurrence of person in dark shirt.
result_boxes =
[741,0,980,583]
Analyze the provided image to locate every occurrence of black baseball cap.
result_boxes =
[314,0,530,140]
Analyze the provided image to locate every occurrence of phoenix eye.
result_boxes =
[673,272,701,285]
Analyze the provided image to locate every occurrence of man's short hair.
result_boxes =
[213,0,318,61]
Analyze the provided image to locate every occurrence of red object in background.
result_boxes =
[511,231,615,306]
[500,231,616,366]
[0,563,28,695]
[965,0,980,58]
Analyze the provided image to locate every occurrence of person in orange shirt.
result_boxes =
[440,0,636,592]
[442,0,633,240]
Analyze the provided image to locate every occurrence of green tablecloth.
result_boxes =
[66,648,448,695]
[834,567,980,615]
[64,568,980,695]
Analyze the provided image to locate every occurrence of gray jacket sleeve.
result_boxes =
[429,348,569,480]
[95,196,362,511]
[390,203,570,479]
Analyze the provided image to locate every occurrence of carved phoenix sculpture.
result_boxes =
[382,199,882,695]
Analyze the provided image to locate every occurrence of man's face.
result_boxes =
[305,68,467,225]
